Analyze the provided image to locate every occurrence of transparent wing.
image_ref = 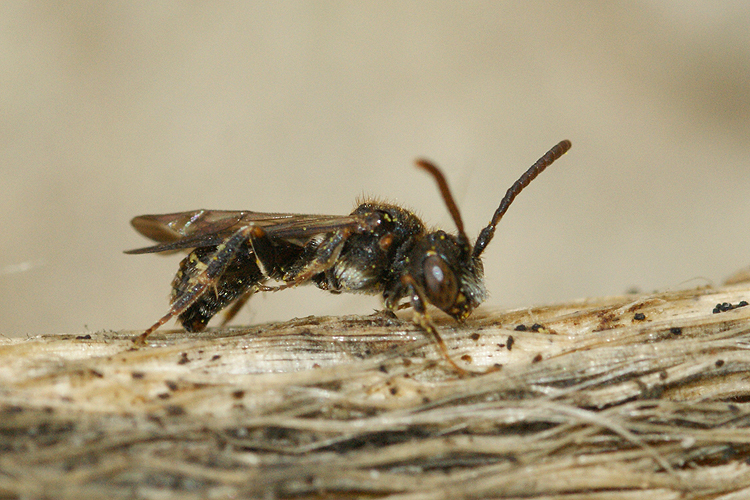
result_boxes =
[125,209,362,254]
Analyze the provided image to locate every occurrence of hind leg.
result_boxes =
[175,243,263,332]
[135,226,262,344]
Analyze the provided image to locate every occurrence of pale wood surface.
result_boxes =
[3,282,750,499]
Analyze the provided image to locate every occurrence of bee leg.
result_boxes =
[135,225,255,346]
[400,275,469,377]
[379,309,399,319]
[278,229,353,289]
[372,302,410,320]
[220,290,253,326]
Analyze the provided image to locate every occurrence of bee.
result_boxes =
[126,140,571,374]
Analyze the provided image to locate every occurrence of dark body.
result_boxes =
[127,140,571,373]
[129,202,485,334]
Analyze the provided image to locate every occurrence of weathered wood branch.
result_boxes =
[3,281,750,498]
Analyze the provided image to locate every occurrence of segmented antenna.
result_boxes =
[472,140,572,258]
[415,158,470,248]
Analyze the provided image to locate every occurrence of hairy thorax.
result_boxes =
[318,202,425,294]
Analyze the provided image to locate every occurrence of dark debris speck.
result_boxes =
[165,405,186,416]
[713,301,749,314]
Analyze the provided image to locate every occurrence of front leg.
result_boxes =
[399,275,469,376]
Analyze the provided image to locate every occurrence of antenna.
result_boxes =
[472,140,572,258]
[415,159,470,247]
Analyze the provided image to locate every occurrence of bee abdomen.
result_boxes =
[171,244,262,332]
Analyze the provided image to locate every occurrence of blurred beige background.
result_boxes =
[2,2,749,337]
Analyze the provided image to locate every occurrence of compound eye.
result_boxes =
[423,254,458,311]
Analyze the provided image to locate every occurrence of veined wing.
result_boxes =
[125,209,362,254]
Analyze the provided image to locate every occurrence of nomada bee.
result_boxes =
[127,140,572,374]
